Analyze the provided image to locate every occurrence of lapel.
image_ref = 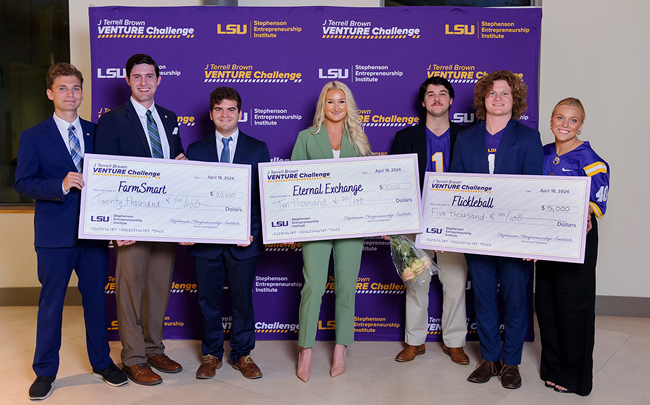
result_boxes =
[45,116,77,171]
[473,121,490,173]
[494,119,516,174]
[340,131,358,158]
[80,119,94,154]
[414,124,427,171]
[204,133,219,162]
[313,126,335,159]
[124,100,152,157]
[233,132,247,163]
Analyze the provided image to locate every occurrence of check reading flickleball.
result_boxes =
[78,154,251,244]
[416,173,592,263]
[259,154,422,243]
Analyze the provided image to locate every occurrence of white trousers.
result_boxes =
[404,239,468,347]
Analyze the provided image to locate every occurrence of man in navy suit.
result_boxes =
[185,87,269,380]
[15,63,127,400]
[450,70,543,389]
[391,77,469,366]
[95,54,185,386]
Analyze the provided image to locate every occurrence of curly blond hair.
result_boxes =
[473,70,528,121]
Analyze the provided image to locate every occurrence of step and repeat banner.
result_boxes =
[90,5,542,342]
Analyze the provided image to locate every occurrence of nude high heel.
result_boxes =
[297,347,312,382]
[330,344,347,377]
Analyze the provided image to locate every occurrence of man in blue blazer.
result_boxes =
[185,87,269,380]
[95,54,185,386]
[15,63,127,400]
[391,77,470,366]
[450,70,543,389]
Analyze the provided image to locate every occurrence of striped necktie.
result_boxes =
[68,124,83,172]
[221,137,232,163]
[146,110,163,158]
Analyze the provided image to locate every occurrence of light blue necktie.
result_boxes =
[68,124,83,172]
[146,110,163,159]
[221,137,232,163]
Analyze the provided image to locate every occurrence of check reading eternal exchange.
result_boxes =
[259,155,422,244]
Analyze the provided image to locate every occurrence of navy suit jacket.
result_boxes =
[95,100,184,158]
[15,116,97,248]
[450,119,543,175]
[186,132,270,261]
[391,121,463,193]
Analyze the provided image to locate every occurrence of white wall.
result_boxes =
[539,0,650,297]
[2,0,648,298]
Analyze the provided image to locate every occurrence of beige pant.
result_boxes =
[404,235,468,347]
[115,242,177,367]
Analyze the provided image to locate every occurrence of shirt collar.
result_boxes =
[130,96,156,117]
[52,113,81,135]
[215,128,239,144]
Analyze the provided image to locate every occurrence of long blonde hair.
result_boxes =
[311,81,372,156]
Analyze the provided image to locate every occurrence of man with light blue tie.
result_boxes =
[95,54,186,386]
[185,87,270,380]
[15,63,127,400]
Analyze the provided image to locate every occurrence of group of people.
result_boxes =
[15,53,609,401]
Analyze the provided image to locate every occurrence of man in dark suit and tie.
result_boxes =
[185,87,269,380]
[450,70,543,389]
[15,63,127,400]
[390,77,469,366]
[95,54,185,386]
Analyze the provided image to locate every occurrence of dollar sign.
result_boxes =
[380,185,383,190]
[541,205,544,211]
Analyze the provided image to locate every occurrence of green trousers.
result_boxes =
[298,237,365,348]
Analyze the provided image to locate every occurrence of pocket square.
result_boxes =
[172,127,179,135]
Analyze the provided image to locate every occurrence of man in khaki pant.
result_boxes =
[390,77,469,365]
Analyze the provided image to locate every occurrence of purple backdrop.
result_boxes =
[90,5,541,342]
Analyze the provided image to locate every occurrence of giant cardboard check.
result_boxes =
[259,155,422,243]
[416,173,591,263]
[79,153,251,244]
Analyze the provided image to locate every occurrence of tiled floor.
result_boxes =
[0,306,648,404]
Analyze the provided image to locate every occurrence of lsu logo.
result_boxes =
[97,68,126,79]
[319,68,349,80]
[426,227,443,234]
[216,24,247,35]
[91,216,110,222]
[452,112,475,124]
[445,24,475,35]
[238,112,248,123]
[271,221,288,227]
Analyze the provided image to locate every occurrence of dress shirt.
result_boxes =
[130,97,170,159]
[215,129,240,162]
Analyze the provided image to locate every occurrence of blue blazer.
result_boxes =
[450,119,543,175]
[95,101,184,158]
[186,132,270,261]
[14,116,96,248]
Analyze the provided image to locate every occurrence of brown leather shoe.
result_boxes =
[196,354,222,379]
[442,344,470,365]
[467,359,499,383]
[395,344,426,362]
[233,355,262,379]
[498,364,522,389]
[147,354,182,374]
[123,364,162,386]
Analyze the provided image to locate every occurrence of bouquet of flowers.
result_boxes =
[389,235,438,288]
